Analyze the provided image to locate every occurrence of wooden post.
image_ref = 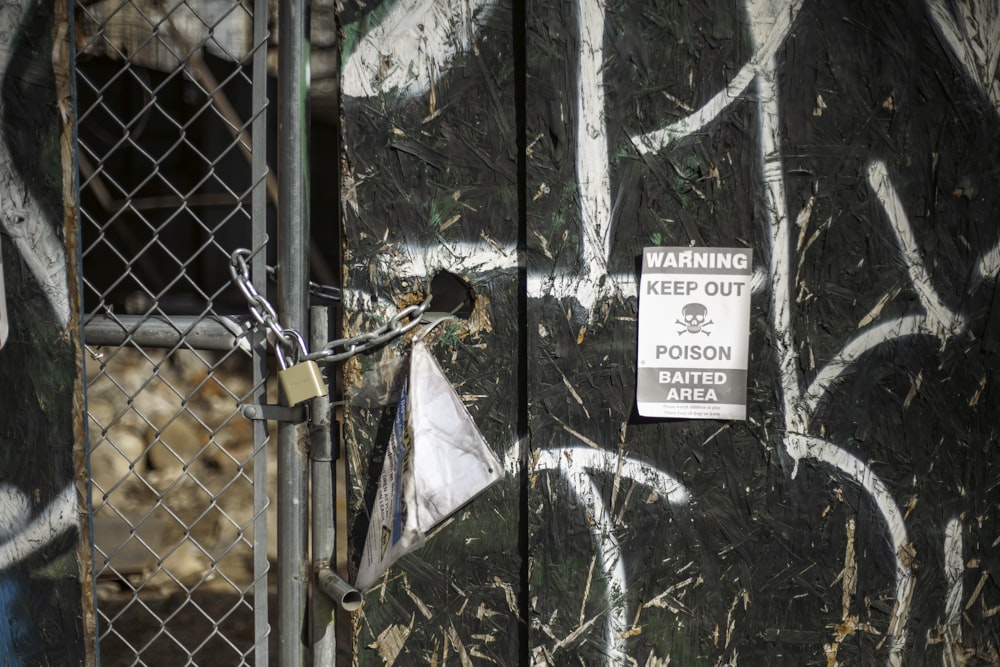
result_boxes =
[0,0,88,664]
[338,0,1000,664]
[339,0,521,662]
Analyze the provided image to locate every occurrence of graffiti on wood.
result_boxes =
[339,0,1000,664]
[0,0,86,664]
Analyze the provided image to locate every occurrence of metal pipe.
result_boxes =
[277,0,312,664]
[316,569,362,613]
[310,307,349,664]
[83,315,252,351]
[251,1,271,664]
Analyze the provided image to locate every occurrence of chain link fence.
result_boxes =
[75,1,274,663]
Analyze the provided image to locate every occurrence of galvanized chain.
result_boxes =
[229,248,432,364]
[303,299,432,363]
[229,248,291,353]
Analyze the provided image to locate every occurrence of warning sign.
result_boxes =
[636,247,752,420]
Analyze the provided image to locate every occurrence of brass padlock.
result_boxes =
[276,330,328,406]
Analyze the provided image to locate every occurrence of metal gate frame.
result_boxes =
[76,0,340,664]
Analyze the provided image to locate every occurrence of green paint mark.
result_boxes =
[340,0,404,63]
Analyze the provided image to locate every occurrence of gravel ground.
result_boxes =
[86,346,281,664]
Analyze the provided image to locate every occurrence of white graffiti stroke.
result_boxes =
[926,0,1000,113]
[0,0,70,328]
[631,0,803,156]
[630,1,929,663]
[803,160,966,414]
[342,0,497,98]
[345,0,1000,662]
[522,446,690,664]
[0,483,77,572]
[568,0,612,314]
[760,21,916,667]
[942,518,964,667]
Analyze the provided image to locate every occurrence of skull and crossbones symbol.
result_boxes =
[677,302,713,335]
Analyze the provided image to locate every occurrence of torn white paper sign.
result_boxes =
[355,341,502,591]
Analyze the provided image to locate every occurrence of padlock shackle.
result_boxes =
[275,328,309,369]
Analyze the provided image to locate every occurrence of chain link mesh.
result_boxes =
[76,1,272,664]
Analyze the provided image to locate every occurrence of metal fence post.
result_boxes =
[277,0,311,664]
[309,306,335,664]
[310,306,364,664]
[251,0,271,664]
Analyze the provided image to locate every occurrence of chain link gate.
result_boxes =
[75,0,278,663]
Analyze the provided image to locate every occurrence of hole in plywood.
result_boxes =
[429,271,474,319]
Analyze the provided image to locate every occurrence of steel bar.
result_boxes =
[252,1,271,664]
[277,0,312,664]
[83,315,253,350]
[316,569,361,613]
[310,307,336,664]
